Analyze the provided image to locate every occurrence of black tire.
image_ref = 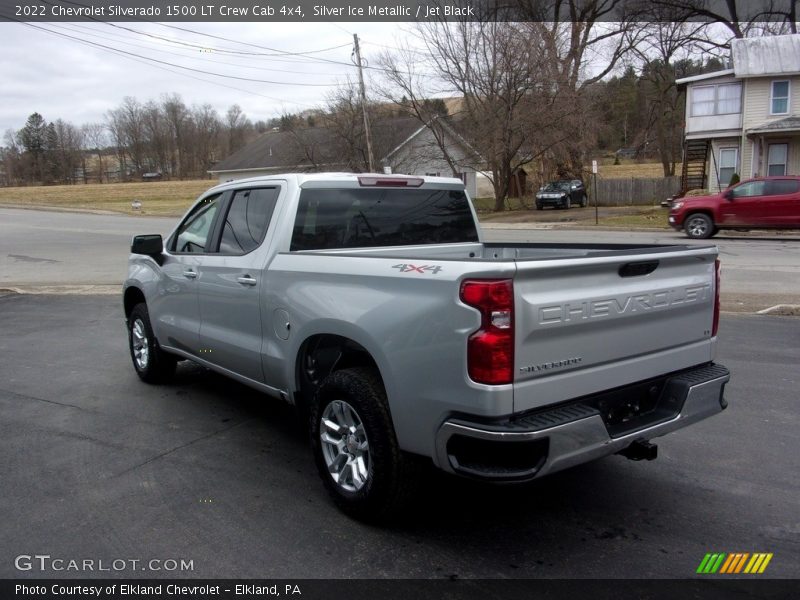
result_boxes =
[580,194,588,208]
[563,197,571,210]
[684,213,716,239]
[128,303,177,383]
[536,202,543,210]
[310,367,418,521]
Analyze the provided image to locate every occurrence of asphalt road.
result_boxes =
[1,294,798,579]
[1,207,799,312]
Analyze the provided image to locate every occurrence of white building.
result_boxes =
[676,34,800,193]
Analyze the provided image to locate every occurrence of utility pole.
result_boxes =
[353,33,375,172]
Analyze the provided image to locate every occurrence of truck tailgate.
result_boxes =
[513,246,718,413]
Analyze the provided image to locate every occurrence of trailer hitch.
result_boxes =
[618,439,658,461]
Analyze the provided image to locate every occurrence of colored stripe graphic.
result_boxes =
[698,552,773,574]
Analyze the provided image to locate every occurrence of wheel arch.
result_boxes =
[294,333,386,414]
[123,286,147,321]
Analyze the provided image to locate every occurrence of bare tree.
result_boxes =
[630,16,713,175]
[108,97,147,178]
[143,101,172,175]
[81,123,109,183]
[650,0,798,41]
[1,129,23,186]
[322,81,374,171]
[381,19,580,210]
[192,103,221,175]
[225,104,252,156]
[162,94,190,178]
[522,1,643,177]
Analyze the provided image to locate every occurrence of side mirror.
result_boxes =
[722,190,733,200]
[131,234,163,258]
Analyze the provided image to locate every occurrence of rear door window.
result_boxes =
[218,187,280,254]
[766,179,800,195]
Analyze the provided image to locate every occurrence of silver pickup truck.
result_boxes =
[124,173,729,520]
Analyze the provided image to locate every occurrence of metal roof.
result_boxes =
[675,69,735,86]
[732,34,800,78]
[746,116,800,135]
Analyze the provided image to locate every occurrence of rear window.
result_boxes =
[290,188,478,251]
[767,179,800,195]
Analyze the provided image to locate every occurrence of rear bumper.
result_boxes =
[434,363,730,481]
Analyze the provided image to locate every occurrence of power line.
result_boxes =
[47,22,352,77]
[1,20,320,109]
[5,19,341,87]
[39,0,353,59]
[36,0,396,74]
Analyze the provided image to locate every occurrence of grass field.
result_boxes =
[596,160,680,179]
[0,180,213,216]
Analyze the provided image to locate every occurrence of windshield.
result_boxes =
[543,182,569,192]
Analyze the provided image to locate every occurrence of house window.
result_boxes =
[691,83,741,116]
[718,148,738,187]
[770,81,789,115]
[717,84,741,114]
[767,144,788,176]
[691,86,715,116]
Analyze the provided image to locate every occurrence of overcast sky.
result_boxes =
[0,20,413,134]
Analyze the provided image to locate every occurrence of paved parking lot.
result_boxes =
[1,294,798,579]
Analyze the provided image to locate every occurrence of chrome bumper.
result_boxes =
[435,363,730,481]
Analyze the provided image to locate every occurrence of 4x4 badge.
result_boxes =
[392,264,443,274]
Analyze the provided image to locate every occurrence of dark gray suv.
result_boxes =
[535,179,587,210]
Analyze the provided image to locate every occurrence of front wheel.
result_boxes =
[310,367,418,521]
[128,303,177,383]
[563,197,571,210]
[580,194,588,208]
[684,213,716,239]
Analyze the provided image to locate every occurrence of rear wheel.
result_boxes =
[128,303,177,383]
[310,367,418,521]
[684,213,715,239]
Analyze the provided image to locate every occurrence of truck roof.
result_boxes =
[207,172,465,195]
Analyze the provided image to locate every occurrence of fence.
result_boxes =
[589,176,681,206]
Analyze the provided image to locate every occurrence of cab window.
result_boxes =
[171,193,222,253]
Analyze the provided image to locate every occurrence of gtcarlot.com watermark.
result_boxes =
[15,554,194,573]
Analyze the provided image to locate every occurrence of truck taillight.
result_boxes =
[460,279,514,385]
[712,258,721,337]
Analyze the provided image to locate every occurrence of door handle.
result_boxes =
[183,270,197,279]
[237,275,257,286]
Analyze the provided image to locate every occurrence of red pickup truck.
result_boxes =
[669,176,800,238]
